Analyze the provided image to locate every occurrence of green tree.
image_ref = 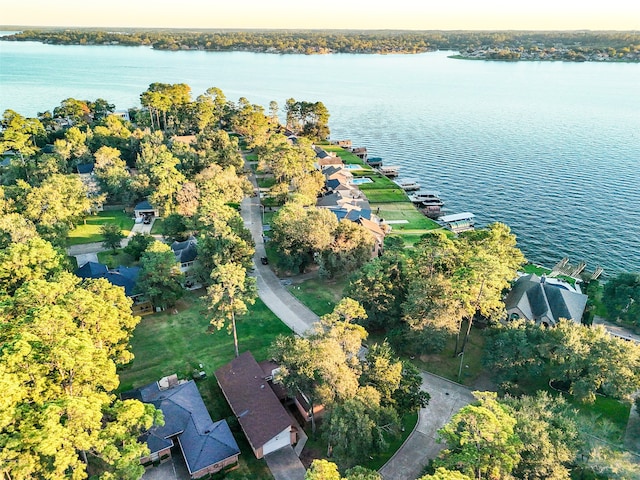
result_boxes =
[136,141,186,216]
[344,466,382,480]
[435,392,522,480]
[319,220,374,279]
[305,459,342,480]
[503,392,580,480]
[546,320,640,403]
[0,273,158,480]
[345,251,407,331]
[0,236,62,295]
[360,341,403,405]
[0,213,39,249]
[19,173,90,228]
[417,468,472,480]
[483,320,547,393]
[0,109,45,159]
[393,361,430,414]
[136,241,184,308]
[123,232,155,261]
[271,202,338,273]
[94,145,131,203]
[204,262,257,357]
[101,223,125,252]
[230,98,271,148]
[603,272,640,326]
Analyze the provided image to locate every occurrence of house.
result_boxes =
[171,236,198,272]
[134,200,160,219]
[215,351,296,459]
[113,110,131,122]
[334,139,352,149]
[75,261,153,314]
[122,377,240,479]
[75,261,140,298]
[504,274,588,327]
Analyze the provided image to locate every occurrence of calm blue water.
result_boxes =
[1,37,639,274]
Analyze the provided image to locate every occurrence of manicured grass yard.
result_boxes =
[410,321,487,386]
[97,249,135,268]
[118,290,290,480]
[287,277,347,316]
[68,210,135,245]
[118,290,290,391]
[149,218,164,235]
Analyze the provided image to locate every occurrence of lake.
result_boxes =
[1,37,639,275]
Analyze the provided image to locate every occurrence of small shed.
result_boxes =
[134,200,159,219]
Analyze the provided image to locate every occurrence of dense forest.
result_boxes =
[2,28,640,60]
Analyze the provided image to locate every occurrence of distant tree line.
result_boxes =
[3,29,639,59]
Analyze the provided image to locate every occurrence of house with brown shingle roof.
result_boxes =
[215,351,295,459]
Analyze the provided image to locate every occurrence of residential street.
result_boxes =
[240,192,319,337]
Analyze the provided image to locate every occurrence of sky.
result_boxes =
[3,0,640,31]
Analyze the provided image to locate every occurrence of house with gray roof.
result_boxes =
[123,378,240,479]
[171,235,198,272]
[75,261,140,298]
[504,274,588,327]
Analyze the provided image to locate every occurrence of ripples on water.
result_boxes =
[1,42,638,274]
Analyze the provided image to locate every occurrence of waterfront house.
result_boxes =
[504,274,588,327]
[215,351,296,459]
[123,377,240,479]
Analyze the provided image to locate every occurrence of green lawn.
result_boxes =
[97,249,135,268]
[374,203,441,231]
[410,321,487,386]
[150,218,164,235]
[322,145,365,165]
[287,277,348,317]
[117,291,291,480]
[118,291,291,392]
[257,176,277,189]
[67,210,135,245]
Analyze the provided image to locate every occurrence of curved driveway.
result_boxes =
[240,179,475,480]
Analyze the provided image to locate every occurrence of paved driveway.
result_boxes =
[241,192,319,337]
[379,373,475,480]
[265,447,307,480]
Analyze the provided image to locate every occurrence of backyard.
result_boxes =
[117,290,292,480]
[67,210,135,245]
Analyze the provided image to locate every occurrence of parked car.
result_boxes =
[143,216,152,224]
[260,256,269,265]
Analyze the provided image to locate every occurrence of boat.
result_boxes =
[378,166,400,178]
[409,190,443,205]
[395,179,421,191]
